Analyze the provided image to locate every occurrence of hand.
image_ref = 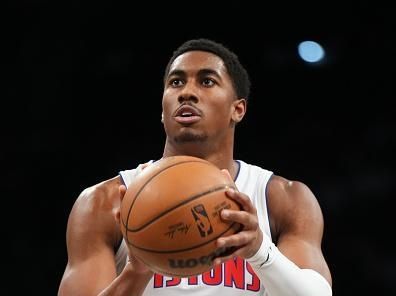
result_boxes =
[125,250,153,275]
[213,170,263,265]
[115,161,152,222]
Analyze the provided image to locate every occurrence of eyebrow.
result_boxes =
[167,68,222,80]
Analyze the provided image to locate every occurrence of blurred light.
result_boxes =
[298,40,325,63]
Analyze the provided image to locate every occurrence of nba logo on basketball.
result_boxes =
[120,156,242,277]
[191,204,213,237]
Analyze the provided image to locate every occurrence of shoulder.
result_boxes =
[73,176,122,214]
[267,175,317,203]
[67,176,123,246]
[266,175,324,242]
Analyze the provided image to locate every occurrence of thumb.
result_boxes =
[119,184,127,201]
[115,185,127,224]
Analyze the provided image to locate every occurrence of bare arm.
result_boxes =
[267,176,332,284]
[58,177,152,296]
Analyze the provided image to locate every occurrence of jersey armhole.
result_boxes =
[265,173,276,244]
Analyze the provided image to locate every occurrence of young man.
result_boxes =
[58,38,332,295]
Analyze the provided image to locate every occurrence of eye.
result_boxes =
[202,78,215,87]
[169,78,184,87]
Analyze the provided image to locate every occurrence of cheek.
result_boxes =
[162,94,172,114]
[210,100,232,117]
[162,103,173,118]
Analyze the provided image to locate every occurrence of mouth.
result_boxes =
[173,104,202,125]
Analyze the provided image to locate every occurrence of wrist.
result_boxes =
[246,232,275,267]
[244,234,332,296]
[98,262,153,296]
[124,260,154,278]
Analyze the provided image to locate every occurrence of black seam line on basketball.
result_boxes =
[137,254,201,277]
[125,184,236,232]
[126,222,239,253]
[123,160,209,245]
[122,160,218,244]
[130,252,195,278]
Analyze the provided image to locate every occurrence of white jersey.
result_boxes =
[117,160,273,296]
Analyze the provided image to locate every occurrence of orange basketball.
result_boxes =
[120,155,242,277]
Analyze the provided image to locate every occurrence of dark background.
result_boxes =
[5,1,395,295]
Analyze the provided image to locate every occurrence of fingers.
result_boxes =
[114,185,127,224]
[213,188,263,264]
[221,209,257,229]
[119,184,127,201]
[217,230,254,248]
[214,229,263,265]
[213,245,250,266]
[225,188,256,213]
[213,253,236,266]
[114,209,121,224]
[119,184,127,193]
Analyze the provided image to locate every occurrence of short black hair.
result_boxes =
[164,38,251,100]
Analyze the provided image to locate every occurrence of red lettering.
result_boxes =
[166,277,181,287]
[188,275,198,285]
[202,264,222,285]
[154,260,262,292]
[153,274,164,288]
[246,262,261,291]
[224,257,245,289]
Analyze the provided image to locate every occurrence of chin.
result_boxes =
[174,132,207,143]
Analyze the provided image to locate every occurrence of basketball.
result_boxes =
[120,155,242,277]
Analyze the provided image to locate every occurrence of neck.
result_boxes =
[162,137,239,180]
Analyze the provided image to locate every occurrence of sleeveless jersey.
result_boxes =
[117,160,273,296]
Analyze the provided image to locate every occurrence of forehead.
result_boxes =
[169,51,227,76]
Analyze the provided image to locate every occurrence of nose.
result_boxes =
[177,81,199,104]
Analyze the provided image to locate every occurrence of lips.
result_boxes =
[174,104,202,117]
[173,104,202,125]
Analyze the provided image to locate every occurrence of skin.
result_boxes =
[58,50,332,296]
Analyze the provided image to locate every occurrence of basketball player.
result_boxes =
[58,38,332,295]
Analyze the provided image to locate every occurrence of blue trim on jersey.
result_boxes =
[119,172,127,187]
[265,173,275,241]
[234,160,241,182]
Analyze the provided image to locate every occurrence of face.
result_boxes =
[162,51,242,146]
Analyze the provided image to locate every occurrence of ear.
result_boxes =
[231,99,247,123]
